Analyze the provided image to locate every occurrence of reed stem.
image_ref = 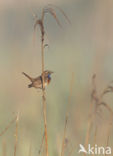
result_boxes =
[41,23,48,156]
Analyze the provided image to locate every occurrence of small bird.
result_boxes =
[22,70,53,89]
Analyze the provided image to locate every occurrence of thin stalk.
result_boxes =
[0,117,16,137]
[39,132,45,155]
[105,118,112,156]
[94,126,97,145]
[84,75,113,156]
[84,74,97,156]
[33,6,69,156]
[84,117,93,156]
[14,113,19,156]
[61,116,68,156]
[41,21,49,156]
[2,140,6,156]
[61,73,74,156]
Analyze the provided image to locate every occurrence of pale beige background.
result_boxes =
[0,0,113,155]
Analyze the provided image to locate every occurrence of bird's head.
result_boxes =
[42,70,54,77]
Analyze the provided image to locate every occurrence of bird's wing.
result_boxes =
[33,76,42,88]
[34,76,42,82]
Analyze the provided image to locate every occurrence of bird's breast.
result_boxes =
[45,78,51,86]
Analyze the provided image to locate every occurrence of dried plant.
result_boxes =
[84,74,113,155]
[2,140,6,156]
[38,132,45,156]
[0,116,17,137]
[0,5,70,156]
[14,113,19,156]
[0,113,19,156]
[61,72,74,156]
[61,116,68,156]
[33,5,70,156]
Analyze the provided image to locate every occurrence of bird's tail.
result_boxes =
[28,84,33,88]
[22,72,33,82]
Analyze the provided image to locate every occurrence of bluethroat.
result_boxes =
[22,70,53,89]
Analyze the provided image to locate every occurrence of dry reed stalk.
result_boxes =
[0,116,19,156]
[2,140,6,156]
[34,9,48,156]
[94,126,97,146]
[61,116,68,156]
[68,72,74,107]
[38,132,45,156]
[84,74,97,155]
[68,142,77,156]
[61,73,74,156]
[0,117,17,137]
[14,113,19,156]
[84,74,113,156]
[104,116,112,156]
[41,20,48,156]
[84,117,93,151]
[33,6,70,156]
[68,146,74,156]
[104,126,111,156]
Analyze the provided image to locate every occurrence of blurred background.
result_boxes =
[0,0,113,155]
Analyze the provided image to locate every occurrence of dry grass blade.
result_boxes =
[33,19,40,45]
[105,129,111,156]
[34,19,44,43]
[91,74,98,102]
[99,102,113,115]
[34,19,40,32]
[39,132,45,155]
[2,140,6,156]
[100,82,113,99]
[48,4,71,24]
[84,74,113,156]
[14,113,19,156]
[44,8,62,28]
[84,74,99,156]
[93,126,98,146]
[61,115,68,156]
[92,74,96,92]
[0,117,17,137]
[84,75,97,152]
[34,20,44,35]
[33,18,45,47]
[68,72,74,106]
[68,147,74,156]
[105,119,112,156]
[60,72,74,156]
[84,117,93,155]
